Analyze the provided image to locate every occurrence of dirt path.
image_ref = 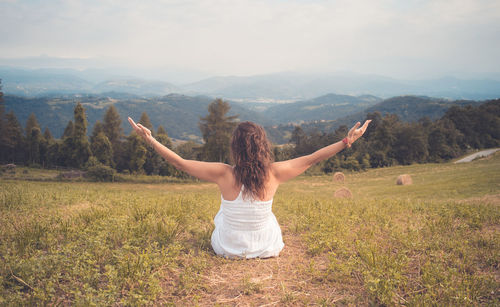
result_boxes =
[159,227,364,306]
[454,148,499,163]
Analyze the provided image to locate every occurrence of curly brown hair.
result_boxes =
[231,121,273,200]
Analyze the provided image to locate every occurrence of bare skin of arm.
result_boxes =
[128,117,236,196]
[271,120,371,184]
[128,117,371,200]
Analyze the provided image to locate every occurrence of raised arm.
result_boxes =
[127,117,231,183]
[271,120,371,183]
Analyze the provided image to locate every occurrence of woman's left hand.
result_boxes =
[346,120,372,146]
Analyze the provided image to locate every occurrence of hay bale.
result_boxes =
[333,172,345,183]
[334,187,352,198]
[396,174,412,185]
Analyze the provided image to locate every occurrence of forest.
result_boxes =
[1,74,499,181]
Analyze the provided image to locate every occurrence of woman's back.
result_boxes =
[211,185,284,258]
[128,116,371,259]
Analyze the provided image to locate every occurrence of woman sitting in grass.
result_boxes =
[128,117,371,258]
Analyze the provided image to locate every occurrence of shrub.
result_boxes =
[86,164,116,182]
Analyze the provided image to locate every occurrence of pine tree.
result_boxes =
[90,120,104,143]
[91,132,113,166]
[25,113,40,137]
[43,128,54,141]
[25,113,42,165]
[103,105,123,145]
[152,125,174,176]
[28,127,43,165]
[126,133,147,173]
[139,112,153,132]
[71,102,92,168]
[157,125,167,136]
[139,111,157,174]
[198,98,238,162]
[103,105,124,170]
[3,112,24,163]
[62,121,74,139]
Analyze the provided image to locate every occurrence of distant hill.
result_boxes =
[264,93,382,124]
[2,67,500,100]
[3,94,274,141]
[92,79,181,96]
[2,92,490,145]
[0,67,93,96]
[0,67,183,97]
[266,95,485,143]
[184,72,500,100]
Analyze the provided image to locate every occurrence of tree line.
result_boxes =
[0,83,237,179]
[1,77,499,177]
[280,99,500,172]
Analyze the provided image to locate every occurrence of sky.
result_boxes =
[1,0,500,80]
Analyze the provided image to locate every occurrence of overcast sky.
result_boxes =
[1,0,499,79]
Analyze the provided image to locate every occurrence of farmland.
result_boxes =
[1,153,499,305]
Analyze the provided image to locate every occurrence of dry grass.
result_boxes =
[159,228,358,306]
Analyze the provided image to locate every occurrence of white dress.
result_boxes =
[211,186,285,258]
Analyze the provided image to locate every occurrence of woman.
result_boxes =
[128,117,371,258]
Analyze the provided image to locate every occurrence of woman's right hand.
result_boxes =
[128,117,154,145]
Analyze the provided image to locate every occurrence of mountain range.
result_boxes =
[2,67,500,100]
[3,91,488,144]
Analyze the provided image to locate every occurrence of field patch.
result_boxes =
[1,154,499,305]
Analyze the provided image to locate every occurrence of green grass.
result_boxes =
[1,153,499,305]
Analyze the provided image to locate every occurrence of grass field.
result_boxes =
[1,153,499,305]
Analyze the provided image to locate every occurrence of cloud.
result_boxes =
[0,0,499,77]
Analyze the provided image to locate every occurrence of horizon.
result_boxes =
[1,0,500,83]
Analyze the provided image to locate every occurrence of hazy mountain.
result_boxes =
[3,94,274,141]
[286,95,484,138]
[2,66,500,100]
[264,93,382,124]
[0,66,94,96]
[185,72,500,100]
[93,79,182,96]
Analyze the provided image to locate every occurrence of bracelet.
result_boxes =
[342,137,351,148]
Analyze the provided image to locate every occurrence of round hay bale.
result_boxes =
[333,172,345,183]
[334,187,352,198]
[396,174,412,185]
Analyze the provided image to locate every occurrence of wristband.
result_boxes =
[342,137,351,148]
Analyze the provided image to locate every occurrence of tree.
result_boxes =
[25,113,40,138]
[103,105,123,145]
[43,128,54,141]
[25,113,42,165]
[59,121,74,166]
[198,98,238,162]
[157,125,167,136]
[392,122,429,165]
[126,133,147,173]
[90,120,104,143]
[71,102,92,168]
[368,114,399,167]
[103,105,124,170]
[428,118,463,162]
[91,132,113,166]
[139,112,153,132]
[27,127,43,165]
[153,126,176,176]
[3,112,24,163]
[62,121,74,139]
